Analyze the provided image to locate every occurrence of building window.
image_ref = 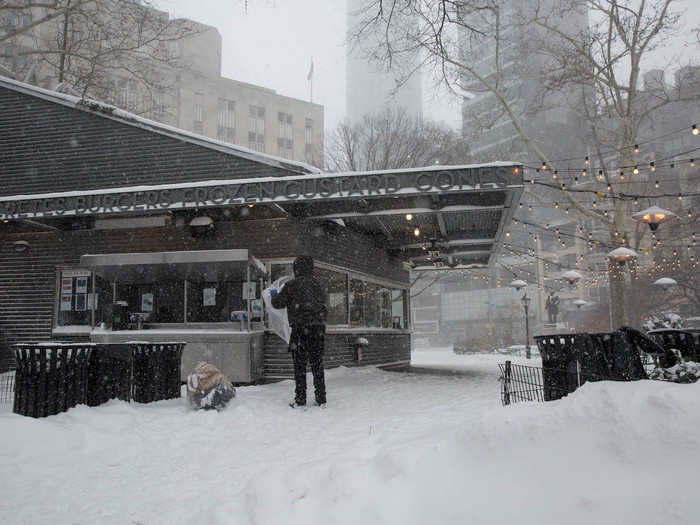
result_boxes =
[277,112,293,158]
[193,92,204,133]
[268,263,406,328]
[113,78,138,111]
[316,268,348,326]
[56,270,95,327]
[115,281,185,324]
[248,105,265,152]
[150,88,167,118]
[217,98,236,142]
[305,118,314,160]
[186,280,253,323]
[349,278,406,328]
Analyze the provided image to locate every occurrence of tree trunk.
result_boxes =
[58,1,72,84]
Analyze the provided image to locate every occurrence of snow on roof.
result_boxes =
[0,75,321,176]
[329,161,522,178]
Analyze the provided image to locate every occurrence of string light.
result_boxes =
[582,169,587,177]
[691,159,696,167]
[541,162,547,170]
[584,156,589,165]
[650,162,655,172]
[553,170,558,179]
[633,166,639,175]
[634,144,640,153]
[693,124,699,135]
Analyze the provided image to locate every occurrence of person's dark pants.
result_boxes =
[290,325,326,405]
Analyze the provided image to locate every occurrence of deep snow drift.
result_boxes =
[1,351,698,525]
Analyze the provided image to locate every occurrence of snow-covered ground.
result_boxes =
[1,349,699,525]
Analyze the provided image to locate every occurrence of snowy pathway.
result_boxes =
[1,351,698,525]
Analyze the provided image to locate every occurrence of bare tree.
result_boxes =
[0,0,196,114]
[326,107,470,172]
[351,0,700,327]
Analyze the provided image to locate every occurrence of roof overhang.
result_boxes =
[4,163,524,270]
[81,249,266,282]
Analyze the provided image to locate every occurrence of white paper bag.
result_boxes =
[262,276,292,344]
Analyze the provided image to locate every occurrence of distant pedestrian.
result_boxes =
[271,255,327,408]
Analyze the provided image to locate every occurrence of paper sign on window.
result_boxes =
[76,276,88,294]
[87,293,98,310]
[141,293,154,312]
[61,278,73,295]
[75,294,87,312]
[60,295,72,311]
[242,282,256,299]
[203,287,217,306]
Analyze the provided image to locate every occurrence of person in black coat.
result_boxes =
[271,255,327,407]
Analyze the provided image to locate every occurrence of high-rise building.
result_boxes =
[345,0,422,123]
[459,0,587,163]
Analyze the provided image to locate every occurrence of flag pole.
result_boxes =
[308,57,314,104]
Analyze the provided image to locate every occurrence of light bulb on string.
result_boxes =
[553,170,558,179]
[582,169,587,177]
[691,159,696,167]
[693,124,699,135]
[650,162,655,172]
[585,156,589,165]
[541,162,547,170]
[655,181,660,189]
[633,166,639,175]
[634,144,639,153]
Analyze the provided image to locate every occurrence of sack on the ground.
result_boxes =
[186,362,236,411]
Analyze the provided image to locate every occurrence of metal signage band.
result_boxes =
[0,166,520,219]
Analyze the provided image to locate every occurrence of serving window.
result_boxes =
[268,261,407,329]
[115,281,185,323]
[186,280,256,323]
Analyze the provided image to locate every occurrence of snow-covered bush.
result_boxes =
[642,313,684,331]
[649,361,700,383]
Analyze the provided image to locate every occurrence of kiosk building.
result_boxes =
[0,76,523,382]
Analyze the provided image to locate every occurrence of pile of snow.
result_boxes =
[649,361,700,383]
[1,353,699,524]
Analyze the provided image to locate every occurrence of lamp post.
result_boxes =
[521,294,532,359]
[510,280,531,359]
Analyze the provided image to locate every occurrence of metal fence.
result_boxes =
[0,371,15,406]
[498,360,607,406]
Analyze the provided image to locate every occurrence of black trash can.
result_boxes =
[13,343,93,418]
[130,342,184,403]
[87,343,132,406]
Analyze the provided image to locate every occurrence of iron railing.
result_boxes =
[499,360,609,406]
[0,370,15,406]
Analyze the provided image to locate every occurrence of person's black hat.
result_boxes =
[293,255,314,277]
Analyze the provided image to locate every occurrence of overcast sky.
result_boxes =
[161,0,698,133]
